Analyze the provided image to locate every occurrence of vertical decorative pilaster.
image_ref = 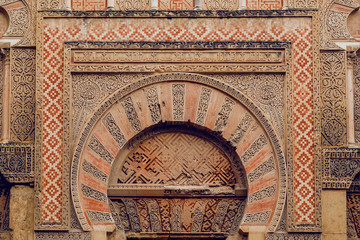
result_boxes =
[1,49,10,143]
[320,51,347,146]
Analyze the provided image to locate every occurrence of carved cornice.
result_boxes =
[40,9,317,18]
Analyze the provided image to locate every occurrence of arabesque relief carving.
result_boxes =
[10,48,35,142]
[354,54,360,142]
[115,0,150,10]
[320,51,347,146]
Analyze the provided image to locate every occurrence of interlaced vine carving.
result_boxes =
[320,52,347,146]
[115,0,150,10]
[10,48,35,142]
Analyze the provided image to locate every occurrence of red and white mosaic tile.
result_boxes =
[41,17,315,226]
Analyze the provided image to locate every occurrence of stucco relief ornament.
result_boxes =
[115,0,149,10]
[204,0,238,10]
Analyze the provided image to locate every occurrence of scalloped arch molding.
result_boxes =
[71,72,286,233]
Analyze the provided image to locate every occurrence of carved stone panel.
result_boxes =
[203,0,238,10]
[0,187,10,232]
[0,54,3,138]
[158,0,194,10]
[247,0,282,10]
[354,54,360,142]
[323,148,360,189]
[112,132,243,186]
[320,52,347,146]
[72,73,152,141]
[347,174,360,239]
[71,0,106,10]
[0,143,34,183]
[10,48,35,142]
[115,0,150,10]
[111,198,245,234]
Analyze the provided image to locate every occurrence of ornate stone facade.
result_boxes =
[0,0,359,239]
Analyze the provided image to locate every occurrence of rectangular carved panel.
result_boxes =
[10,48,36,142]
[0,54,3,138]
[320,51,347,146]
[247,0,283,9]
[72,50,284,64]
[71,0,106,10]
[0,143,34,183]
[354,54,360,142]
[158,0,194,10]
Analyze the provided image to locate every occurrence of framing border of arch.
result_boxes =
[70,72,287,232]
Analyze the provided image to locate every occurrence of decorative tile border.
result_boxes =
[34,14,320,231]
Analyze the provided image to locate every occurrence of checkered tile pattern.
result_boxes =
[41,18,314,225]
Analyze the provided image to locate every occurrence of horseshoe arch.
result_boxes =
[71,72,286,233]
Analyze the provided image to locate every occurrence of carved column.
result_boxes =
[1,48,9,143]
[347,49,357,145]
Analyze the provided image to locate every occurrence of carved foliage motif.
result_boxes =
[10,48,35,142]
[326,11,351,40]
[354,54,360,142]
[102,112,126,148]
[214,97,235,132]
[38,0,62,10]
[116,132,240,186]
[0,54,3,137]
[71,73,284,231]
[0,144,34,183]
[206,74,284,140]
[72,73,151,140]
[172,84,185,121]
[323,149,360,189]
[320,52,347,146]
[144,87,161,124]
[121,97,142,132]
[195,87,212,126]
[35,232,91,239]
[0,188,9,232]
[266,233,321,239]
[112,198,245,233]
[6,8,29,36]
[115,0,150,10]
[347,193,360,238]
[293,0,317,9]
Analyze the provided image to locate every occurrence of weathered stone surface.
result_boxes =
[9,185,34,240]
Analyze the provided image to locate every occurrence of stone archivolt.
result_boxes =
[72,74,286,233]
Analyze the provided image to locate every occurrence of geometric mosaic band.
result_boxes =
[37,13,315,230]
